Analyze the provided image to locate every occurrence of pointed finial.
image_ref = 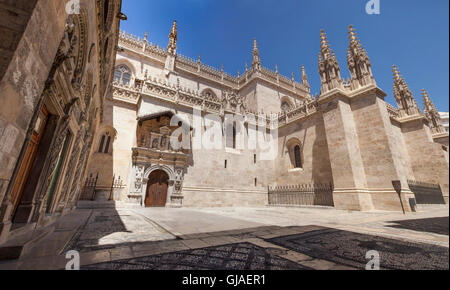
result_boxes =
[198,54,201,63]
[245,63,248,72]
[170,20,177,35]
[301,65,309,87]
[252,38,261,70]
[291,72,295,82]
[144,30,148,40]
[320,29,329,49]
[275,64,278,74]
[392,65,401,80]
[422,88,431,101]
[221,64,224,72]
[167,20,178,55]
[348,25,357,42]
[319,29,335,61]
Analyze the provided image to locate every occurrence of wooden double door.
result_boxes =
[10,105,52,223]
[145,170,169,207]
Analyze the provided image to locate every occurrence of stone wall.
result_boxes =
[401,118,450,201]
[96,23,449,212]
[351,92,415,211]
[0,0,123,244]
[0,0,67,209]
[274,112,332,185]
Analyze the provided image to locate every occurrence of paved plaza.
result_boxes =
[0,205,448,270]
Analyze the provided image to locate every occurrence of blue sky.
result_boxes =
[120,0,449,111]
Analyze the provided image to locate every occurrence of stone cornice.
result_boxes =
[347,84,387,100]
[317,84,387,105]
[432,132,449,140]
[317,88,348,105]
[395,113,426,124]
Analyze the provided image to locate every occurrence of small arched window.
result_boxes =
[114,65,131,85]
[98,132,113,154]
[287,139,303,170]
[294,145,302,168]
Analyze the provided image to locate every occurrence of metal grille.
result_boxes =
[79,173,98,201]
[108,174,125,200]
[268,183,334,207]
[407,180,445,204]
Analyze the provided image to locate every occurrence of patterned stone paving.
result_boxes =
[386,217,449,236]
[267,227,449,270]
[83,242,311,270]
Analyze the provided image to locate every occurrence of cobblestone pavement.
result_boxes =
[268,227,449,270]
[84,242,311,270]
[0,205,448,270]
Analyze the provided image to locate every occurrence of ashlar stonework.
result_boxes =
[86,22,449,212]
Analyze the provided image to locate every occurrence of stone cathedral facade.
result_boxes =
[0,0,123,244]
[86,21,449,213]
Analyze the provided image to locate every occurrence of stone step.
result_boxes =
[0,223,55,261]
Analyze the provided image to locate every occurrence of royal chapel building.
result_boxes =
[0,1,448,245]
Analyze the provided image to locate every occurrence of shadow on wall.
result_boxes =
[86,101,117,196]
[0,0,38,81]
[312,117,333,184]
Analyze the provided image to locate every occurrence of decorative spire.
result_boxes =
[320,30,331,57]
[167,20,178,55]
[198,54,201,63]
[252,38,261,71]
[392,65,420,117]
[301,65,310,88]
[144,30,148,41]
[318,29,342,94]
[275,64,278,74]
[291,72,295,82]
[422,89,445,133]
[347,25,375,89]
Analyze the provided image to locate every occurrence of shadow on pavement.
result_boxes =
[387,217,449,236]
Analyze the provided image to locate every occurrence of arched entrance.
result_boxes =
[145,170,169,207]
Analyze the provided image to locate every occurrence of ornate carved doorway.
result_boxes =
[10,105,51,223]
[145,170,169,207]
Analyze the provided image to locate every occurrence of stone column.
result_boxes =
[349,87,415,212]
[320,91,372,211]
